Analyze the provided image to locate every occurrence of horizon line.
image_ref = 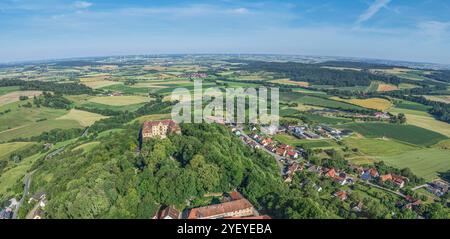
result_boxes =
[1,53,449,68]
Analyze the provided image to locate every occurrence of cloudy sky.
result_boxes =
[0,0,449,64]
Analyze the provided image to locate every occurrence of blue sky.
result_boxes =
[0,0,450,64]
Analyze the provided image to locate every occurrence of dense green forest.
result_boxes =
[0,79,93,95]
[318,61,396,69]
[233,60,403,87]
[428,70,450,83]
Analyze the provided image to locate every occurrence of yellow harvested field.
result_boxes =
[403,113,450,138]
[390,107,450,137]
[88,96,151,106]
[294,104,325,111]
[424,95,450,104]
[0,91,42,106]
[271,79,310,87]
[377,84,398,92]
[97,65,118,71]
[57,109,108,127]
[143,65,167,71]
[398,83,419,89]
[331,97,392,111]
[80,75,121,89]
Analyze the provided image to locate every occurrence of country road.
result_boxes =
[12,170,35,219]
[45,147,65,160]
[12,147,65,219]
[361,180,407,199]
[412,184,428,191]
[239,131,285,176]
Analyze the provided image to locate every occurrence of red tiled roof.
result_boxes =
[188,199,254,219]
[380,174,393,182]
[369,168,379,177]
[229,191,244,201]
[159,206,180,219]
[326,168,336,178]
[334,191,347,200]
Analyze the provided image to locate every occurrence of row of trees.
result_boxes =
[33,92,72,109]
[0,79,93,95]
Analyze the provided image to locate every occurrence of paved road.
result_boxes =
[412,184,428,191]
[12,147,65,219]
[361,180,407,199]
[12,170,35,219]
[45,147,65,160]
[239,131,285,175]
[81,127,89,137]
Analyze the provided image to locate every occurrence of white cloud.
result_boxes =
[229,8,249,14]
[418,21,450,37]
[356,0,391,24]
[73,1,92,9]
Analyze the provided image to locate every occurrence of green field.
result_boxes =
[80,102,145,112]
[100,84,150,95]
[274,133,338,149]
[88,95,151,106]
[365,82,379,93]
[281,93,366,111]
[56,109,108,127]
[0,152,44,196]
[0,104,69,132]
[377,148,450,180]
[389,107,450,138]
[342,123,447,146]
[0,119,82,142]
[72,141,101,153]
[0,86,21,96]
[344,137,418,156]
[301,113,352,125]
[393,99,431,112]
[0,142,36,160]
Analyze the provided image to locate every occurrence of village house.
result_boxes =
[28,192,46,205]
[265,145,277,153]
[333,191,348,201]
[158,206,181,219]
[0,208,12,219]
[351,201,364,212]
[141,120,181,140]
[427,181,449,197]
[403,200,422,211]
[380,174,408,188]
[31,209,44,219]
[284,162,302,183]
[325,168,337,178]
[109,92,123,97]
[374,112,391,120]
[261,138,273,147]
[361,168,379,181]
